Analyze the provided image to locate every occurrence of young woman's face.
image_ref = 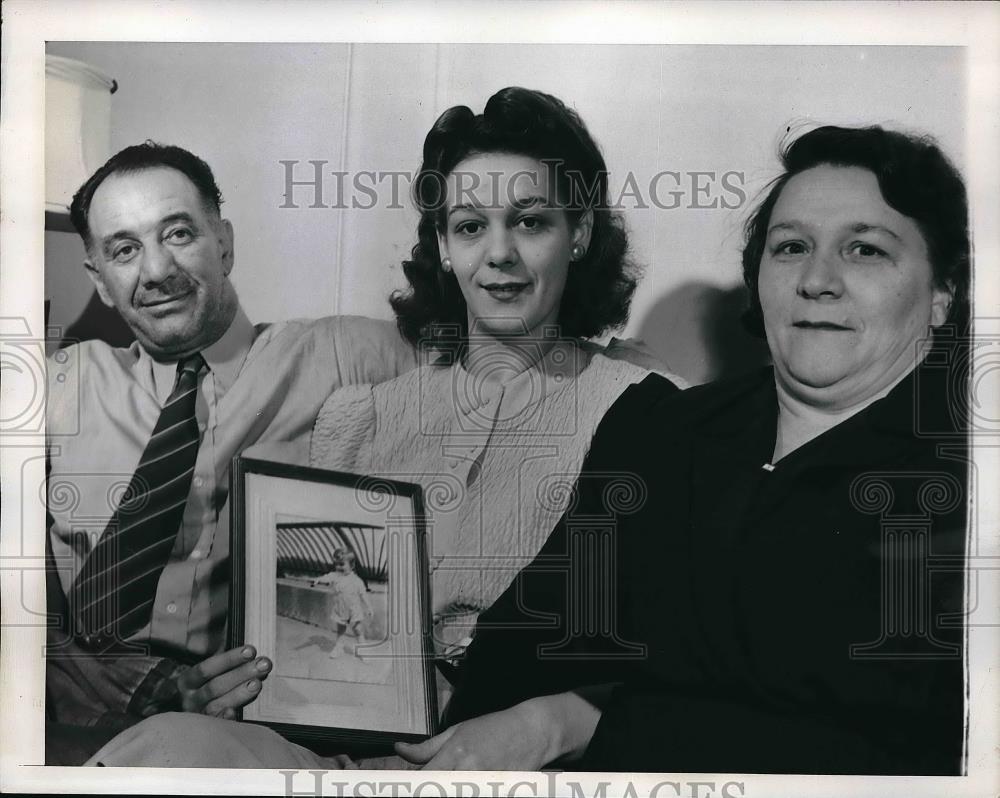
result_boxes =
[758,165,952,410]
[438,152,590,341]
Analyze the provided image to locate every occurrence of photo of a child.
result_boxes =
[271,517,393,697]
[312,549,373,660]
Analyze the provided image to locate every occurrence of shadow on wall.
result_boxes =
[638,281,771,386]
[46,225,136,354]
[55,292,134,352]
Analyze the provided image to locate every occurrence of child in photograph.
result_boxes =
[313,549,372,660]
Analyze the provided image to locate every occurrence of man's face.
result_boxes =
[84,166,238,360]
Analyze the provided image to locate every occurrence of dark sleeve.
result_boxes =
[444,375,678,724]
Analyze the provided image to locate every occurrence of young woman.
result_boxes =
[310,86,677,669]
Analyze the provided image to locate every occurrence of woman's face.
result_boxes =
[438,152,590,341]
[758,164,952,410]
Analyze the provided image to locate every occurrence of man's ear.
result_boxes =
[571,209,594,255]
[929,280,955,328]
[83,257,115,308]
[219,218,235,276]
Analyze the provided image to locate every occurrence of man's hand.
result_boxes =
[175,645,272,718]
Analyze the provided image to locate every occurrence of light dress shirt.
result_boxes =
[46,308,416,724]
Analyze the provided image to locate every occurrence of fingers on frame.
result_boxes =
[202,679,262,717]
[185,646,258,690]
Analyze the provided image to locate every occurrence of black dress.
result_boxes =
[445,362,968,775]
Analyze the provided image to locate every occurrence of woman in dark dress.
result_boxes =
[441,124,971,774]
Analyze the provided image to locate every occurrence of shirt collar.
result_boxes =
[696,359,956,475]
[139,305,255,403]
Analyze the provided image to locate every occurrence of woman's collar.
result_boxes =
[450,337,587,418]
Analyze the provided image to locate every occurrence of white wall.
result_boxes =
[45,43,965,383]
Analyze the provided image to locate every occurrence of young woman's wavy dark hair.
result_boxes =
[741,125,971,338]
[390,86,639,352]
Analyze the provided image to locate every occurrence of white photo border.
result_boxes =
[229,457,438,748]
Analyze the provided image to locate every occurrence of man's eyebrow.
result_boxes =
[99,213,199,253]
[99,230,134,256]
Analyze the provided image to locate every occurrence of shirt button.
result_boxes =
[166,603,178,614]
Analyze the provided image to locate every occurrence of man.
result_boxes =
[45,142,417,763]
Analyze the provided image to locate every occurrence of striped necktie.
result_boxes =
[72,353,206,653]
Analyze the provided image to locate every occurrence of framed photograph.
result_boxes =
[229,456,438,749]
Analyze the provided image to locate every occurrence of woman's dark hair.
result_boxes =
[390,86,638,351]
[741,125,970,337]
[70,141,224,251]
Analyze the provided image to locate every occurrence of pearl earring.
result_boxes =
[571,244,586,261]
[441,257,452,272]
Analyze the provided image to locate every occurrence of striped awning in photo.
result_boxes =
[275,521,387,582]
